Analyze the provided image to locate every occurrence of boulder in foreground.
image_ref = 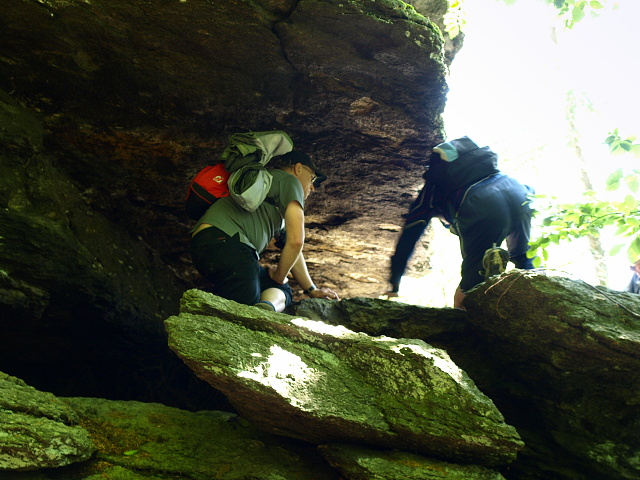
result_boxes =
[465,271,640,479]
[166,289,523,466]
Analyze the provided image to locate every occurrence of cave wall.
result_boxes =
[0,0,457,403]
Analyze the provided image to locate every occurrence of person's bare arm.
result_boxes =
[270,201,340,300]
[269,201,305,284]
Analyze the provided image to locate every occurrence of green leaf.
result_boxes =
[609,243,624,256]
[625,175,639,193]
[123,450,138,456]
[572,5,586,22]
[616,223,631,236]
[624,194,639,209]
[605,169,623,190]
[565,213,581,223]
[590,0,604,8]
[629,236,640,262]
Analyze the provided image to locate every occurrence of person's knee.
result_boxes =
[258,269,293,309]
[260,288,287,312]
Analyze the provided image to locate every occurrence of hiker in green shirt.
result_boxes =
[191,151,339,312]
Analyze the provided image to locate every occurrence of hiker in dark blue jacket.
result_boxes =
[384,136,535,309]
[624,259,640,294]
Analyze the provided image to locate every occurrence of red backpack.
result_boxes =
[185,163,231,220]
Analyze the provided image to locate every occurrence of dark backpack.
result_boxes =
[428,137,499,192]
[185,163,231,220]
[404,138,500,223]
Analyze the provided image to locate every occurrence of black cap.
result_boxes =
[276,150,327,187]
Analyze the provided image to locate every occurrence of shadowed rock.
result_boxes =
[62,397,339,480]
[165,289,523,466]
[288,296,470,342]
[464,270,640,480]
[319,443,507,480]
[0,372,95,471]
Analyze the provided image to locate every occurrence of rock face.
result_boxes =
[166,289,524,466]
[0,378,506,480]
[0,372,95,471]
[0,0,455,404]
[0,0,451,298]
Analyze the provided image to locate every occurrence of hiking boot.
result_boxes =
[481,245,510,280]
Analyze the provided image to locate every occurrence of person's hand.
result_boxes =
[309,287,339,300]
[268,266,288,285]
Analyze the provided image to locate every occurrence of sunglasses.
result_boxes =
[302,165,318,184]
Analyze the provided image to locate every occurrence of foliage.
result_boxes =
[528,132,640,266]
[445,0,607,39]
[444,0,466,39]
[605,128,640,156]
[545,0,605,28]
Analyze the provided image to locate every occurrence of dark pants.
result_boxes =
[456,175,534,291]
[190,226,292,306]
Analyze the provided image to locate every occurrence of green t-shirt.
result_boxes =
[195,169,305,254]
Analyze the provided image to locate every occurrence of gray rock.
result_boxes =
[319,443,507,480]
[288,296,470,342]
[0,372,95,471]
[62,396,339,480]
[166,289,523,466]
[465,271,640,480]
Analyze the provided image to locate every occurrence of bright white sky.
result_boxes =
[445,0,640,176]
[395,0,640,306]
